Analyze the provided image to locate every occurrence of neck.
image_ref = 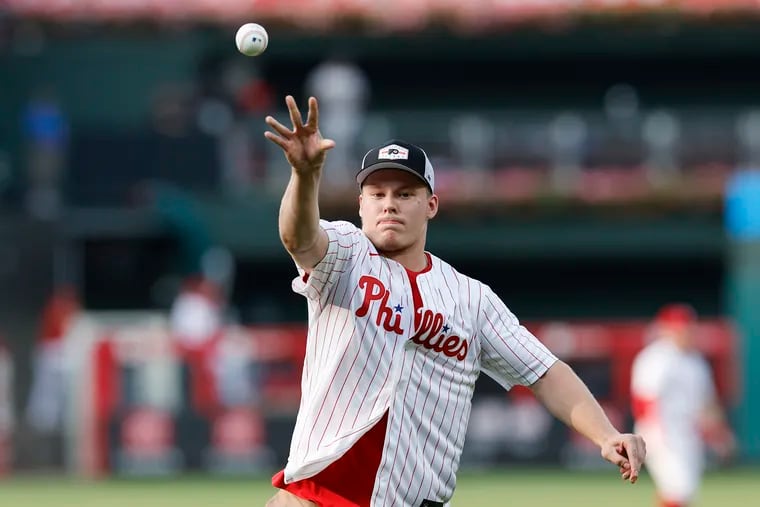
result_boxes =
[384,250,428,272]
[376,237,428,271]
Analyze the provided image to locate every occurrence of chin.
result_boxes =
[374,240,399,253]
[372,234,405,253]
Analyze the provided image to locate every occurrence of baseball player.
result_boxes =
[631,303,735,507]
[264,95,646,507]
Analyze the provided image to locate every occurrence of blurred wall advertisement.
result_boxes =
[111,406,181,476]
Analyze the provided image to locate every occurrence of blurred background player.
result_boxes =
[631,303,736,507]
[304,53,370,187]
[24,284,81,467]
[169,274,224,348]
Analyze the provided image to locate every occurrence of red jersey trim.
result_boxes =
[272,412,389,507]
[405,252,432,328]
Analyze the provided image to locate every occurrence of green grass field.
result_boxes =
[2,467,757,506]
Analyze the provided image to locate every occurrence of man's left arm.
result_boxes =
[529,360,647,484]
[699,368,736,461]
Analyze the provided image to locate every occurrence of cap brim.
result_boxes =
[356,162,432,190]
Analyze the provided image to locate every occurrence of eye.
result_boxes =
[399,192,411,198]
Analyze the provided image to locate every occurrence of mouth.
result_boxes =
[378,218,403,226]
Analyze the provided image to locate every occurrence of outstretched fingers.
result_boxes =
[264,95,335,166]
[266,115,293,137]
[286,95,305,130]
[321,138,336,151]
[305,96,319,130]
[263,130,288,150]
[264,96,302,149]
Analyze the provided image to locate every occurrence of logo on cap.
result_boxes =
[378,144,409,160]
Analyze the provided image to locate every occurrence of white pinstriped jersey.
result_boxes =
[631,339,716,452]
[283,220,558,505]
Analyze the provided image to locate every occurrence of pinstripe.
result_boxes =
[318,249,366,375]
[404,277,456,503]
[402,351,445,505]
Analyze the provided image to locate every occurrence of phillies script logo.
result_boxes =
[355,275,468,360]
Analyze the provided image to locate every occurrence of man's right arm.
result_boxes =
[278,169,328,271]
[264,95,335,272]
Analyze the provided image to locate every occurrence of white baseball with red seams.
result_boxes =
[235,23,268,56]
[282,219,558,506]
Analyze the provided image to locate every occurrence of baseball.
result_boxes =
[235,23,268,57]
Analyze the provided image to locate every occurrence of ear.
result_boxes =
[358,194,363,219]
[427,194,439,220]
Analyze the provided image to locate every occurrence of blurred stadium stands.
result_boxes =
[6,1,760,28]
[1,0,759,477]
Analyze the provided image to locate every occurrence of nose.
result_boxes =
[381,195,398,213]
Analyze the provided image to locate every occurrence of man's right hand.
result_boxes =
[264,95,335,175]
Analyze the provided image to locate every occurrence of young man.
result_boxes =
[631,303,735,507]
[264,95,646,507]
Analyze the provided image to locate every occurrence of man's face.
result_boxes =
[359,169,438,254]
[661,322,696,350]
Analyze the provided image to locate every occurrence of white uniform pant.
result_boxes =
[25,343,66,433]
[638,424,703,504]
